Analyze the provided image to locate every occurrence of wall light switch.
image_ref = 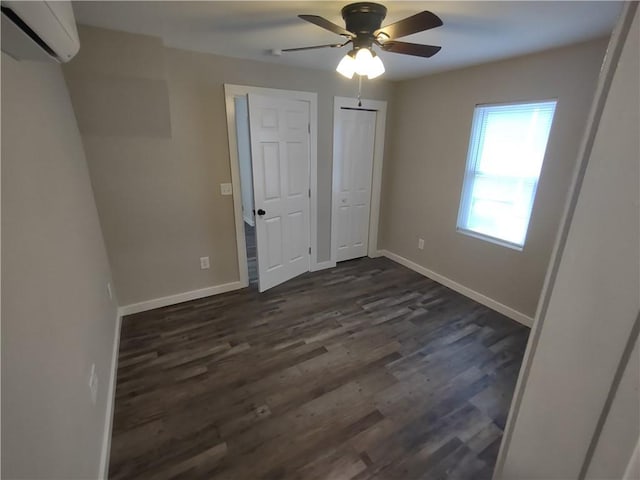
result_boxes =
[220,183,233,196]
[200,256,210,269]
[418,238,425,250]
[107,282,113,301]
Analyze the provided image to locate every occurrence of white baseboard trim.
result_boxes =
[119,281,245,316]
[311,260,336,272]
[378,249,534,328]
[99,312,122,479]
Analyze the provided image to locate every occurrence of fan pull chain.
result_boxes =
[357,75,363,107]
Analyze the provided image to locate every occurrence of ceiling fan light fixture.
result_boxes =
[367,53,385,79]
[336,51,356,79]
[342,47,384,79]
[354,47,374,76]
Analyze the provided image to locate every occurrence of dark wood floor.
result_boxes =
[109,257,529,480]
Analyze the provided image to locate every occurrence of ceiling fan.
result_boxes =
[282,2,443,79]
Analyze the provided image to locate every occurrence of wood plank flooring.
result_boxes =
[109,257,529,480]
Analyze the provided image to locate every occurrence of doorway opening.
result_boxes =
[224,85,320,292]
[233,95,258,287]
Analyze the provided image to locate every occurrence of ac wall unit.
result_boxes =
[1,0,80,63]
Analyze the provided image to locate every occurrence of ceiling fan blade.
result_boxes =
[282,41,349,53]
[299,14,354,38]
[380,41,441,58]
[375,11,443,40]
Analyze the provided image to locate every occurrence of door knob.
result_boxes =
[257,209,266,216]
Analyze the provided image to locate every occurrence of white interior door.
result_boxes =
[248,94,310,292]
[333,108,377,262]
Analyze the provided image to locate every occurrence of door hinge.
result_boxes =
[308,188,311,198]
[308,123,310,134]
[308,247,311,255]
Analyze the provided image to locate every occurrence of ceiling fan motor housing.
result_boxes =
[341,2,387,49]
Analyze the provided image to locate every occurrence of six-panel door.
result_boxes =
[248,94,311,292]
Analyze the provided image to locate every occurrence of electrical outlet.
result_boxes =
[220,183,232,196]
[89,364,98,405]
[200,256,210,269]
[107,282,113,301]
[418,238,425,250]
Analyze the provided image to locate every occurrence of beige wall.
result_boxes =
[63,26,394,306]
[379,38,608,318]
[499,8,639,477]
[586,338,639,479]
[1,53,118,478]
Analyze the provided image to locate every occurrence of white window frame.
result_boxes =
[457,99,557,250]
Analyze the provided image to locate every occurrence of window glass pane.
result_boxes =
[458,101,556,248]
[466,175,537,245]
[476,103,556,179]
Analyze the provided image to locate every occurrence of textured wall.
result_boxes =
[1,53,118,479]
[379,38,608,317]
[63,26,394,306]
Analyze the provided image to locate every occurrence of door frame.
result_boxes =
[224,84,319,288]
[331,96,387,266]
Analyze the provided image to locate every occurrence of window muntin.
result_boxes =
[457,101,557,249]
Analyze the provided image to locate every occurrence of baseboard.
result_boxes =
[99,312,122,479]
[119,281,245,316]
[311,260,336,272]
[378,249,534,328]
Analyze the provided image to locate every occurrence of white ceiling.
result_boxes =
[72,1,623,81]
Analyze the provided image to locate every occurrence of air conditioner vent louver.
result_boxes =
[0,0,80,63]
[1,6,57,58]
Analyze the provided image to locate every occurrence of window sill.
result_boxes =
[456,228,524,251]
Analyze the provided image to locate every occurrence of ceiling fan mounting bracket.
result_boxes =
[341,2,387,37]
